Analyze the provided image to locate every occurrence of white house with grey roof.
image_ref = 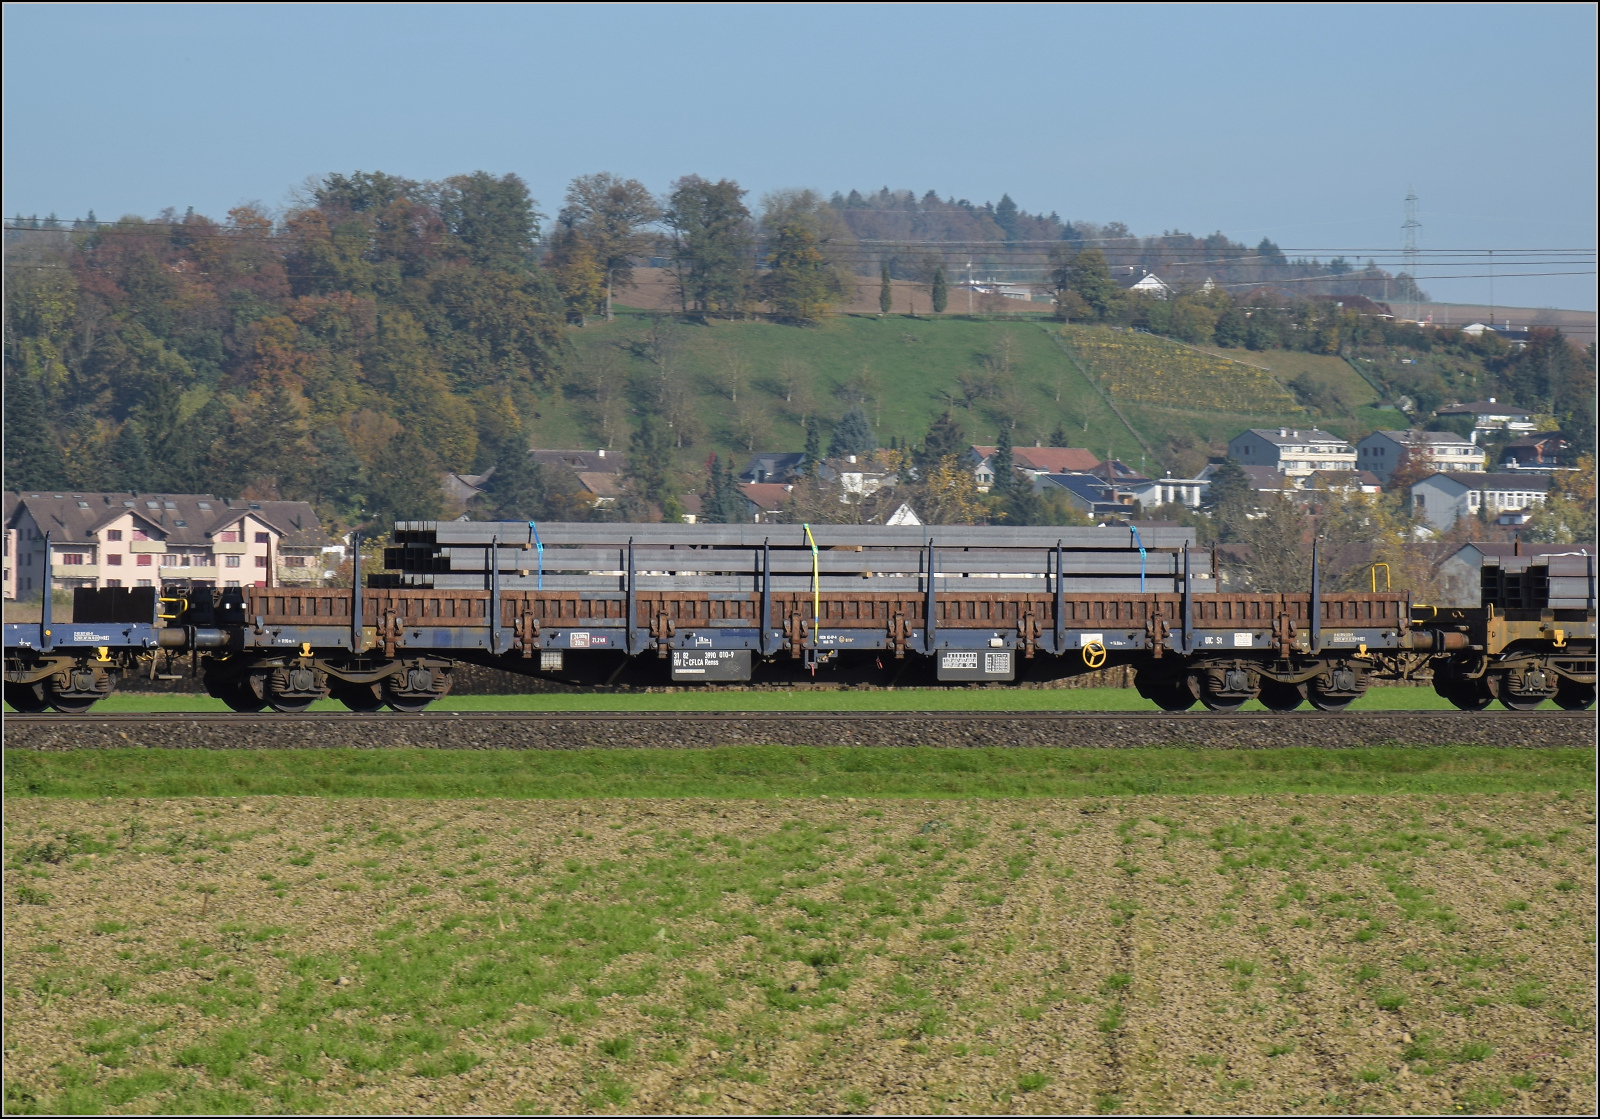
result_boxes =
[1433,398,1535,432]
[1227,428,1356,478]
[1356,429,1485,484]
[3,492,330,600]
[1409,473,1551,531]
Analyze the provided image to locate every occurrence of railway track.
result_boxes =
[5,709,1592,751]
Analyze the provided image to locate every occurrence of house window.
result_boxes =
[106,529,123,541]
[160,555,179,567]
[225,555,241,568]
[108,555,123,566]
[136,579,152,587]
[284,556,308,567]
[137,555,153,567]
[225,580,240,588]
[255,532,270,544]
[61,553,85,565]
[254,556,268,568]
[105,579,121,588]
[219,530,239,543]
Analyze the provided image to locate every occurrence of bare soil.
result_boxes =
[5,795,1594,1114]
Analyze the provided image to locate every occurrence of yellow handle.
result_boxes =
[803,523,819,627]
[1370,563,1391,592]
[1081,641,1107,669]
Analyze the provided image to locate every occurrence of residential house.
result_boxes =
[529,448,626,507]
[1433,398,1535,432]
[677,494,704,524]
[1302,470,1383,495]
[970,445,1099,492]
[818,453,898,500]
[736,483,793,523]
[441,467,495,516]
[885,503,922,526]
[1037,473,1129,517]
[1410,473,1551,531]
[1227,429,1356,478]
[737,452,808,484]
[1501,432,1572,472]
[1356,430,1485,484]
[1435,542,1596,607]
[1129,473,1212,510]
[1116,268,1172,299]
[4,492,329,599]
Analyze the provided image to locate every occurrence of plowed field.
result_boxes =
[5,795,1594,1114]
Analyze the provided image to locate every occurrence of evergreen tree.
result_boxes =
[1203,458,1252,539]
[994,194,1020,241]
[488,451,581,522]
[803,417,822,477]
[107,422,152,492]
[991,424,1014,494]
[919,411,966,467]
[703,454,729,523]
[1049,424,1069,447]
[931,266,948,314]
[626,413,675,511]
[828,408,877,458]
[365,430,442,532]
[2,373,66,490]
[879,261,893,314]
[759,221,839,324]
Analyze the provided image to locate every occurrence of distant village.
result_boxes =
[5,392,1582,611]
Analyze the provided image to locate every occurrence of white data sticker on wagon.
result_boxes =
[1233,632,1253,647]
[1077,633,1104,647]
[569,632,591,648]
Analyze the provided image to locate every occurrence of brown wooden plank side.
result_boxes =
[247,590,1410,630]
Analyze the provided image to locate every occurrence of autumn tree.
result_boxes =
[664,176,754,315]
[437,171,541,272]
[760,221,840,324]
[544,226,607,324]
[558,173,660,320]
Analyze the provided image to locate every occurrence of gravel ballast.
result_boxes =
[5,710,1592,751]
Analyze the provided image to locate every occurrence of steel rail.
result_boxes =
[4,710,1589,726]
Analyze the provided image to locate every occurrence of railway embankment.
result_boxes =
[6,709,1591,752]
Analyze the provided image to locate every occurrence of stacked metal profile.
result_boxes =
[1481,553,1597,611]
[375,521,1215,593]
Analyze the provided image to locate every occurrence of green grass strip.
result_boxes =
[6,746,1591,800]
[44,685,1472,715]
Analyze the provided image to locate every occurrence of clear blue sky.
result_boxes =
[4,3,1595,309]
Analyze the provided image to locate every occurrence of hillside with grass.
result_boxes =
[516,314,1379,485]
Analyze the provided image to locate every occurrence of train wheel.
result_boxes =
[1258,680,1307,712]
[1135,671,1197,712]
[1438,681,1493,711]
[1307,664,1365,712]
[385,695,434,714]
[1554,680,1595,711]
[5,681,49,712]
[1494,669,1557,711]
[46,691,100,714]
[331,682,385,712]
[267,696,316,714]
[220,677,267,713]
[1195,668,1257,714]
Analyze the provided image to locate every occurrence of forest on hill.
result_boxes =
[4,168,1593,535]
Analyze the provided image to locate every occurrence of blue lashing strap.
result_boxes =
[527,521,544,590]
[1129,524,1147,593]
